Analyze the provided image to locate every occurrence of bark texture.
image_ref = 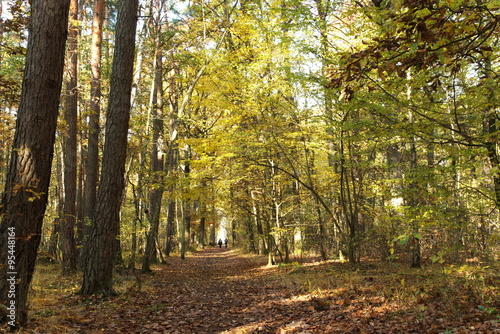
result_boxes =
[81,0,138,295]
[80,0,105,269]
[61,0,79,275]
[0,0,70,327]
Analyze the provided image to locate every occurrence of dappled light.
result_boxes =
[9,248,499,333]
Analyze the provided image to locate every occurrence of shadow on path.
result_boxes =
[138,247,298,333]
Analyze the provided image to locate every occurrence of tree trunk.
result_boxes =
[75,140,85,264]
[128,171,144,269]
[184,202,192,253]
[406,73,421,269]
[250,190,261,254]
[48,219,61,261]
[164,200,176,256]
[180,159,191,260]
[209,221,216,246]
[482,60,500,222]
[339,137,358,264]
[408,131,421,268]
[61,0,79,275]
[246,215,257,254]
[180,200,187,260]
[81,0,105,269]
[303,136,329,261]
[80,0,138,295]
[198,198,207,247]
[143,5,164,271]
[49,144,65,261]
[164,29,179,257]
[0,0,70,327]
[130,1,151,109]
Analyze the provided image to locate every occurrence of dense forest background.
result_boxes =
[1,0,500,327]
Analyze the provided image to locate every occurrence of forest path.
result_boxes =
[138,247,302,333]
[69,247,310,334]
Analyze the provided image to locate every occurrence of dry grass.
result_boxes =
[268,258,500,323]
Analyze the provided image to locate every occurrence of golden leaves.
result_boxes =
[327,1,499,96]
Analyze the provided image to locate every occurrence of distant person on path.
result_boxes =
[224,238,228,248]
[218,239,223,248]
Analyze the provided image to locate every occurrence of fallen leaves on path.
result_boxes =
[8,248,500,333]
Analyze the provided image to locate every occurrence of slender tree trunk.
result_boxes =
[339,137,359,264]
[250,189,261,254]
[164,37,179,257]
[180,200,187,260]
[198,197,207,247]
[164,200,176,256]
[181,159,191,259]
[199,216,206,247]
[48,219,61,261]
[246,215,257,253]
[303,136,329,260]
[266,219,276,266]
[130,1,151,109]
[49,144,65,261]
[143,3,165,271]
[408,127,421,268]
[209,220,216,246]
[81,0,138,295]
[61,0,79,275]
[185,200,192,245]
[348,138,363,263]
[0,3,3,183]
[81,0,105,269]
[164,87,176,257]
[406,72,421,269]
[0,0,70,327]
[75,140,85,263]
[128,171,143,269]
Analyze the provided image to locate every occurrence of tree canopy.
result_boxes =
[1,0,499,328]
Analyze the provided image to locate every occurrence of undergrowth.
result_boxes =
[271,258,500,324]
[3,252,499,333]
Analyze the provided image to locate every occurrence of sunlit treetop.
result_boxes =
[327,0,500,99]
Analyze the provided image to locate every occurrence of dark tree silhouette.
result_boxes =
[0,0,71,327]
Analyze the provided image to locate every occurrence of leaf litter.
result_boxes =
[7,248,500,333]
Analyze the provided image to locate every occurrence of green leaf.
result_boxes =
[392,234,410,245]
[486,0,500,10]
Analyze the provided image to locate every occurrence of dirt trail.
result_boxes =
[150,248,278,333]
[73,247,306,334]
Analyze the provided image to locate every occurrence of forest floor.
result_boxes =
[5,247,500,333]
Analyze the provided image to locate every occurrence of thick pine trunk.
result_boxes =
[80,0,138,295]
[0,0,70,327]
